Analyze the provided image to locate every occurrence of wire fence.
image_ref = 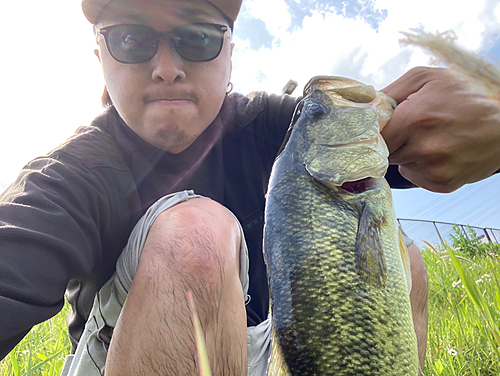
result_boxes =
[397,218,500,247]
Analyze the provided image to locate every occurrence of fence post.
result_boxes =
[460,225,470,241]
[484,229,493,243]
[491,230,499,243]
[433,221,445,244]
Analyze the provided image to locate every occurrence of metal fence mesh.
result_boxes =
[397,218,500,248]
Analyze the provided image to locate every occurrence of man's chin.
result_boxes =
[151,128,197,154]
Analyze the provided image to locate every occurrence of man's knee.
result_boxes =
[140,198,241,285]
[106,198,247,376]
[409,243,429,305]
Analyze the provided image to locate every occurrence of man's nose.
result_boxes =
[150,39,186,83]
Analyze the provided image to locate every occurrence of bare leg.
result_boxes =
[408,242,429,372]
[105,198,247,375]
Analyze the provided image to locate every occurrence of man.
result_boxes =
[0,0,499,375]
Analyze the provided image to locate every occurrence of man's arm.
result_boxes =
[381,66,500,193]
[0,156,108,359]
[408,242,429,372]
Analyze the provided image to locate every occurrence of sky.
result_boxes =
[1,0,500,245]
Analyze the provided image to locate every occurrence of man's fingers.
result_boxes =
[382,87,435,156]
[380,66,447,103]
[381,67,448,155]
[398,164,461,193]
[380,65,500,192]
[382,99,413,155]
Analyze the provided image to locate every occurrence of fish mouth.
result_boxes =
[340,178,377,194]
[319,139,378,148]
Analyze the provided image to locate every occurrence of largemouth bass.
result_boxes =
[263,76,419,375]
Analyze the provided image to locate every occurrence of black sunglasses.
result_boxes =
[97,23,230,64]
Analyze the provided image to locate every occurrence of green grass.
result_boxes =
[1,235,499,375]
[423,243,500,375]
[0,304,71,376]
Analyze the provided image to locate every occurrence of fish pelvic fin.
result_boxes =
[266,324,291,376]
[354,203,388,288]
[398,228,413,293]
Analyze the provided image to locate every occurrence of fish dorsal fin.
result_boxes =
[266,324,291,376]
[398,228,413,293]
[354,203,388,288]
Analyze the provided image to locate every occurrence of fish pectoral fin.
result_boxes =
[354,203,388,288]
[398,228,413,293]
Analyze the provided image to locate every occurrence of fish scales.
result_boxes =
[264,76,419,375]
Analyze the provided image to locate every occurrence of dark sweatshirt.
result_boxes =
[0,92,413,359]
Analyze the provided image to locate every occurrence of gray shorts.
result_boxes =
[62,190,271,376]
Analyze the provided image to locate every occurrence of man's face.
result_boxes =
[95,0,233,153]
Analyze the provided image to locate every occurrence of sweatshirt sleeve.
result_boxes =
[385,165,417,189]
[265,93,302,153]
[0,154,110,360]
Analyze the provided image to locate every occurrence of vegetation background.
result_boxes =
[1,226,499,375]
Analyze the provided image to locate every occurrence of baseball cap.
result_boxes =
[82,0,242,26]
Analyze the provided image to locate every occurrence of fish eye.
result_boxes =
[305,103,327,119]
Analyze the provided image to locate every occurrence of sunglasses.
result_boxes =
[97,23,230,64]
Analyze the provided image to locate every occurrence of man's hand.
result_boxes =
[381,67,500,193]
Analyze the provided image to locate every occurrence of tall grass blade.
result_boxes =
[24,350,63,374]
[422,240,448,271]
[446,242,500,347]
[494,272,500,312]
[9,349,20,376]
[26,332,33,376]
[187,290,212,376]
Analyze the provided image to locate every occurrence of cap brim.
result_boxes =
[82,0,242,24]
[82,0,111,24]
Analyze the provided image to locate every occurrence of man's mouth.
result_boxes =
[143,91,198,104]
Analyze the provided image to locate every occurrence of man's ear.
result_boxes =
[94,48,101,63]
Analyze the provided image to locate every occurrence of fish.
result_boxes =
[263,76,419,375]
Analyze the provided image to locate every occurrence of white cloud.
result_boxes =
[375,0,486,46]
[478,0,500,54]
[244,0,292,34]
[232,10,378,95]
[231,0,493,95]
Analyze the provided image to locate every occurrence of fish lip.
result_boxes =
[333,161,388,190]
[319,139,378,148]
[304,75,362,95]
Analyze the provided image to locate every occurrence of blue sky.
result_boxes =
[485,31,500,61]
[230,0,500,245]
[1,0,499,245]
